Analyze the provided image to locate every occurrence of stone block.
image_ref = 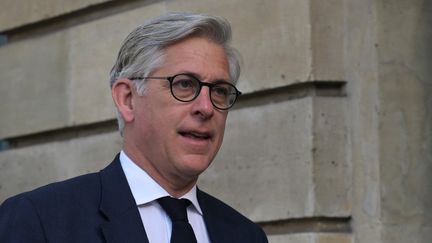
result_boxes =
[351,223,381,243]
[0,0,320,138]
[381,224,432,243]
[200,98,315,222]
[199,96,350,222]
[0,131,122,202]
[378,61,432,226]
[309,0,345,81]
[343,1,382,242]
[67,1,165,125]
[0,2,166,138]
[0,32,70,138]
[1,0,351,138]
[0,0,112,31]
[268,233,352,243]
[312,97,351,216]
[316,233,352,243]
[268,233,312,243]
[166,0,313,92]
[0,96,350,223]
[376,0,432,227]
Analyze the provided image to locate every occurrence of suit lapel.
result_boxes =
[198,189,236,243]
[99,155,149,243]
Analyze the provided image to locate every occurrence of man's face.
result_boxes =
[126,37,231,187]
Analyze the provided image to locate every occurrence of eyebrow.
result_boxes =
[180,71,231,84]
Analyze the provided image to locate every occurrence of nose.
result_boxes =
[191,87,214,119]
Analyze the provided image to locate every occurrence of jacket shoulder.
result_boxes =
[22,172,101,205]
[0,172,103,243]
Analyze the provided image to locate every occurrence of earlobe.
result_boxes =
[112,79,135,123]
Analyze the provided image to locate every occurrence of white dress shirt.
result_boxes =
[119,151,211,243]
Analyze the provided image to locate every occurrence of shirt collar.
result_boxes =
[119,150,203,215]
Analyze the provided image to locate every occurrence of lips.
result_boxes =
[178,130,213,141]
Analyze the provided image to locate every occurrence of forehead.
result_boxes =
[160,37,230,80]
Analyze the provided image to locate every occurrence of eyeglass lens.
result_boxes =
[170,74,238,109]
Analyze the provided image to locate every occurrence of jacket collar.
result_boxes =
[99,154,149,243]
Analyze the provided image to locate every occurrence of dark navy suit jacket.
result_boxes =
[0,155,268,243]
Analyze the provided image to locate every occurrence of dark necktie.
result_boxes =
[157,196,198,243]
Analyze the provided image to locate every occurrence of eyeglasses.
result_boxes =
[131,73,242,110]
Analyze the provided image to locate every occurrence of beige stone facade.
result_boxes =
[0,0,430,242]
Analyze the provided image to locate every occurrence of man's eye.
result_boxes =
[213,86,229,97]
[174,79,194,89]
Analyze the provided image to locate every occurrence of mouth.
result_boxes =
[178,130,213,141]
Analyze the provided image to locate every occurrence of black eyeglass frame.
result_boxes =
[130,73,242,110]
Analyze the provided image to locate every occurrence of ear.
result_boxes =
[112,78,135,123]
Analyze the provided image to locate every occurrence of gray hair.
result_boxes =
[109,12,241,134]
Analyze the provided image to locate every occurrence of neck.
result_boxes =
[122,146,198,198]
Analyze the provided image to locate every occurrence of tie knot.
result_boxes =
[157,196,191,222]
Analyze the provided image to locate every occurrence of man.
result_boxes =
[0,12,268,243]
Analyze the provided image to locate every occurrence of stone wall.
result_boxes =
[0,0,430,242]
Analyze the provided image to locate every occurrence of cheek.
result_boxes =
[219,113,228,128]
[216,115,228,139]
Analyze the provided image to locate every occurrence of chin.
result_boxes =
[180,155,213,176]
